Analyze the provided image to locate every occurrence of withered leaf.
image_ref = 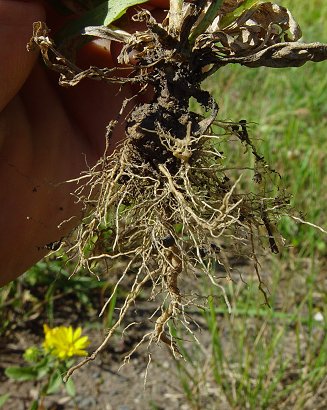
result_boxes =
[209,1,302,56]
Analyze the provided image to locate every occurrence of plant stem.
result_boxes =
[189,0,223,45]
[168,0,184,35]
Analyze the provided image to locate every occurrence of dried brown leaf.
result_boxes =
[217,41,327,68]
[209,2,302,56]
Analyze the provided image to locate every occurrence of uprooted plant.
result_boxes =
[28,0,327,379]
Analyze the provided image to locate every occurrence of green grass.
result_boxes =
[170,1,327,408]
[171,258,326,409]
[1,1,326,408]
[0,257,106,337]
[205,0,327,255]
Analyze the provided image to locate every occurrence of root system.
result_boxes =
[28,0,327,379]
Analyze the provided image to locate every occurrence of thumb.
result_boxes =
[0,0,45,111]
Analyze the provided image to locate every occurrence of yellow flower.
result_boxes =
[43,324,90,360]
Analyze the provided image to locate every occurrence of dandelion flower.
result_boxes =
[43,324,90,360]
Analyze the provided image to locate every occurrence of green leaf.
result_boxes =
[5,366,38,381]
[0,394,9,408]
[29,400,39,410]
[46,370,63,395]
[35,357,52,380]
[103,0,148,26]
[65,378,76,397]
[56,0,147,44]
[189,0,224,44]
[219,0,265,29]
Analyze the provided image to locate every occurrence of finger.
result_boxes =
[148,0,170,7]
[0,0,45,111]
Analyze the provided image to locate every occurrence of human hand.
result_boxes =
[0,0,168,286]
